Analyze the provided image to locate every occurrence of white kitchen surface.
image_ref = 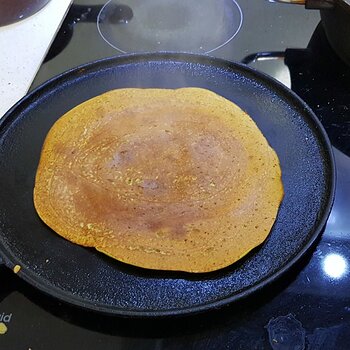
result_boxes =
[0,0,72,118]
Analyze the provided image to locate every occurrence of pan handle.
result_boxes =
[241,51,285,64]
[268,0,305,4]
[267,0,335,9]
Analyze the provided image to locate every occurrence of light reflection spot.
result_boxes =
[323,253,347,279]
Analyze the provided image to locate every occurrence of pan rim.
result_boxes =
[0,52,336,318]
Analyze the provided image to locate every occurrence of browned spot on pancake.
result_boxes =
[33,88,284,272]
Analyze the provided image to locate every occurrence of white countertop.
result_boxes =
[0,0,72,118]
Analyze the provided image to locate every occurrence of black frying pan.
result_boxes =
[271,0,350,66]
[0,53,335,317]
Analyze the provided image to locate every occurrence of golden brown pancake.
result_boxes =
[34,88,283,273]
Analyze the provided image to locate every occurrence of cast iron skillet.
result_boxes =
[0,53,335,317]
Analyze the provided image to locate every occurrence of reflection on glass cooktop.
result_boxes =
[97,0,243,54]
[1,0,350,349]
[32,0,321,88]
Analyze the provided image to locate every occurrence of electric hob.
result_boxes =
[1,0,350,349]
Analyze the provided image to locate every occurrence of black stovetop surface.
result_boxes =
[1,0,350,349]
